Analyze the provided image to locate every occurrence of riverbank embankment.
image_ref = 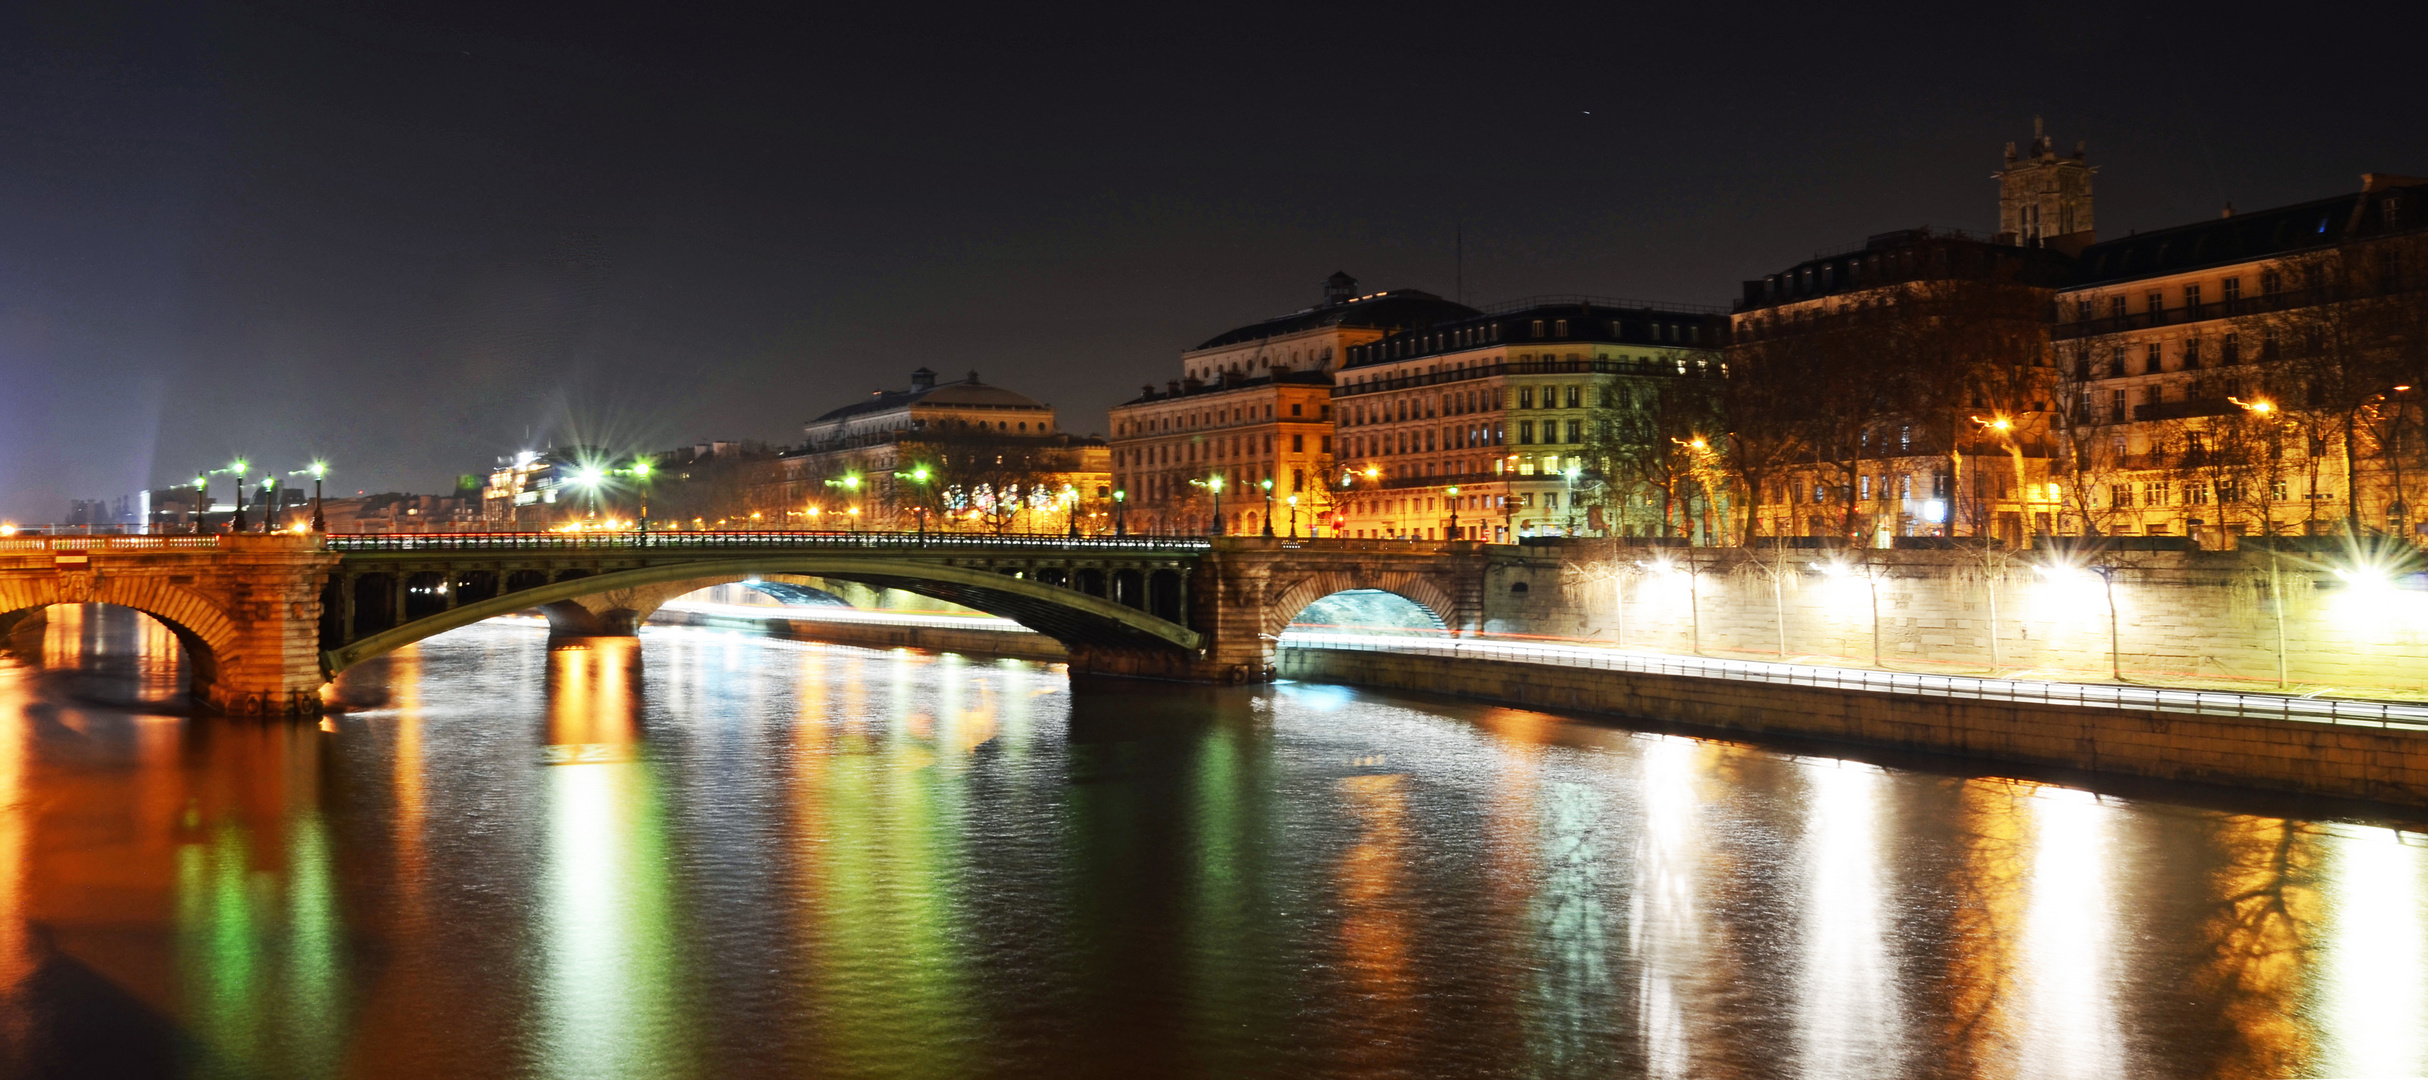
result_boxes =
[1281,644,2428,809]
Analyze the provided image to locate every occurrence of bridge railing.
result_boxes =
[323,530,1213,554]
[0,535,223,552]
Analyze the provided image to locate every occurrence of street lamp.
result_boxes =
[1061,485,1079,539]
[1447,485,1461,539]
[1193,474,1226,536]
[1259,477,1275,537]
[1562,463,1582,537]
[824,474,862,532]
[629,459,652,537]
[893,465,933,538]
[1286,493,1299,538]
[287,461,328,532]
[192,472,210,533]
[222,460,250,532]
[1113,489,1126,537]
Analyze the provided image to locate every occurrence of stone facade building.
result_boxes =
[781,368,1109,533]
[1109,275,1474,534]
[1333,300,1728,540]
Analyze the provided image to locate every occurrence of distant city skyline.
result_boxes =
[5,2,2426,520]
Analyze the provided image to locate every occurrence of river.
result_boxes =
[0,604,2423,1079]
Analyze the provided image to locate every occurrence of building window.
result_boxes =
[2112,483,2133,508]
[1291,434,1304,452]
[1565,420,1582,443]
[2144,342,2161,374]
[2223,277,2241,304]
[2222,333,2239,364]
[2184,283,2202,308]
[1518,421,1534,444]
[2110,389,2126,422]
[1859,475,1871,500]
[2146,290,2164,313]
[1565,386,1581,408]
[1519,387,1534,408]
[1531,320,1545,338]
[2262,269,2282,294]
[1553,319,1568,337]
[1290,403,1302,416]
[1898,425,1911,451]
[2109,295,2126,320]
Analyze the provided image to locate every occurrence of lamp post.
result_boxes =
[1063,485,1079,539]
[825,475,862,532]
[1446,485,1461,540]
[630,459,652,538]
[1113,489,1126,537]
[225,460,250,533]
[288,461,329,533]
[193,473,209,534]
[1286,493,1299,538]
[894,466,932,538]
[1194,474,1225,536]
[1260,477,1275,537]
[1562,463,1582,538]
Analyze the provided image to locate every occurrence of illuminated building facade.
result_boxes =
[2048,173,2428,542]
[1109,273,1475,534]
[1333,301,1728,540]
[782,368,1109,532]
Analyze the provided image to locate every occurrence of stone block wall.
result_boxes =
[1479,543,2428,696]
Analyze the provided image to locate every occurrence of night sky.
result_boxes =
[5,1,2424,520]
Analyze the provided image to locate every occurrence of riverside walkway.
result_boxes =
[1279,629,2428,733]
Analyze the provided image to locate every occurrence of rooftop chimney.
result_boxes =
[909,367,937,391]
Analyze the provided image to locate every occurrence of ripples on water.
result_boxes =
[0,604,2423,1079]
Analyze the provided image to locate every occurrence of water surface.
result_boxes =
[0,604,2423,1079]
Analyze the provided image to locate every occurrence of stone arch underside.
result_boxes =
[1260,568,1465,641]
[0,574,240,686]
[325,557,1203,673]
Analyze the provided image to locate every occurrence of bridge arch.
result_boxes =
[324,557,1203,674]
[1260,568,1463,641]
[0,574,239,688]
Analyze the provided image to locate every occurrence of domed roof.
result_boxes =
[1194,287,1478,351]
[809,370,1048,424]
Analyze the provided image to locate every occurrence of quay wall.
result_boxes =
[1473,544,2428,696]
[1278,646,2428,809]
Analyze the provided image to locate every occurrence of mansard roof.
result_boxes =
[2069,177,2428,287]
[809,372,1047,424]
[1192,289,1479,351]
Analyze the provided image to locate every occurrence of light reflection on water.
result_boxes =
[0,606,2420,1079]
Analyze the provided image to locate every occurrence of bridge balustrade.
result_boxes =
[322,531,1213,554]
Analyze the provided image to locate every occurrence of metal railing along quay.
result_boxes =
[1282,630,2428,733]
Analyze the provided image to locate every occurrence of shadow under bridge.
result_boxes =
[322,555,1204,674]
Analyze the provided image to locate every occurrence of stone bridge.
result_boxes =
[0,531,1547,714]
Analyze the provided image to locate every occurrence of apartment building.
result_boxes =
[1333,300,1728,540]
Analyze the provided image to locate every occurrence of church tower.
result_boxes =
[1996,117,2097,254]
